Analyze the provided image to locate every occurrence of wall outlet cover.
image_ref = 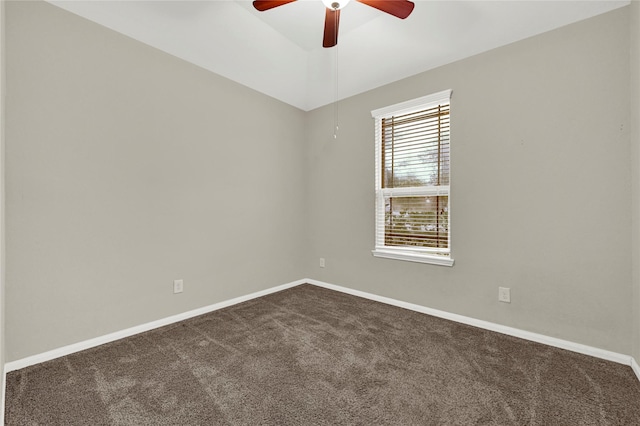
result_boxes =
[498,287,511,303]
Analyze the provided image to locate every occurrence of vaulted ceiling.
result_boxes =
[48,0,629,111]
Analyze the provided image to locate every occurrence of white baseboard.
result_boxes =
[4,277,636,383]
[632,357,640,383]
[4,279,306,372]
[306,279,634,367]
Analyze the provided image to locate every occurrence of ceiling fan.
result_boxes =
[252,0,415,48]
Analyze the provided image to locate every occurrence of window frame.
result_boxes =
[371,90,454,267]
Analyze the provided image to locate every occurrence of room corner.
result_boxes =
[631,0,640,378]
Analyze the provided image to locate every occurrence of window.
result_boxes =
[371,90,453,266]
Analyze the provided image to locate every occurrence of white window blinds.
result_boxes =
[372,90,453,266]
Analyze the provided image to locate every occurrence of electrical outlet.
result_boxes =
[498,287,511,303]
[319,258,325,268]
[173,279,184,294]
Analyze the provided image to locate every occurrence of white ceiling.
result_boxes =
[48,0,629,111]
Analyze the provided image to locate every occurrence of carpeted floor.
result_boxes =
[5,284,640,425]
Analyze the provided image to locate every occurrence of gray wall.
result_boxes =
[4,1,637,363]
[306,8,632,354]
[632,0,640,363]
[5,1,307,361]
[1,0,6,420]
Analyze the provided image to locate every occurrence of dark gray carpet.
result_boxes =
[5,284,640,425]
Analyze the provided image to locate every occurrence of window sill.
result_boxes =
[372,249,454,267]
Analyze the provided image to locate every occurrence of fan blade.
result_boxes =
[323,8,340,48]
[253,0,297,12]
[356,0,414,19]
